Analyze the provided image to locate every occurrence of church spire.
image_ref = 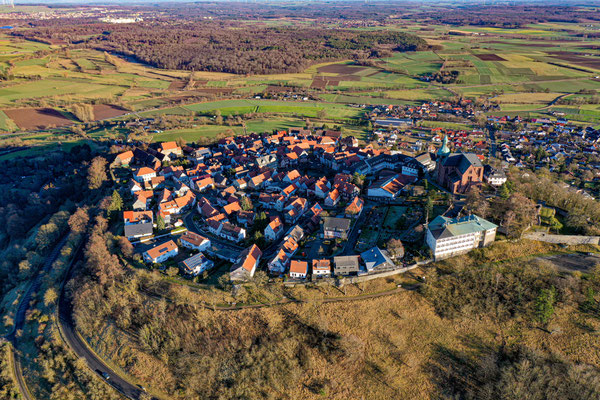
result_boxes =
[437,134,450,157]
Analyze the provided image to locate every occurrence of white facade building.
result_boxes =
[426,215,497,260]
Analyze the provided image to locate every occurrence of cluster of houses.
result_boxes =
[370,100,480,125]
[112,128,429,280]
[114,117,515,283]
[492,116,600,169]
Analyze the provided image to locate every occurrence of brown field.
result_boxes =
[548,51,600,69]
[475,53,507,61]
[168,80,188,90]
[311,76,341,88]
[317,64,366,74]
[337,74,361,81]
[311,79,327,88]
[92,104,129,120]
[4,108,73,130]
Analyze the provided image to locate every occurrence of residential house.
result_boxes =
[312,259,331,277]
[237,210,255,228]
[483,165,507,187]
[333,255,360,276]
[135,167,157,183]
[230,244,262,281]
[193,176,215,192]
[265,217,284,241]
[360,247,395,272]
[114,150,134,167]
[143,240,179,264]
[188,147,211,164]
[181,253,214,276]
[284,197,308,224]
[179,231,211,252]
[123,210,153,240]
[218,222,246,243]
[133,190,153,211]
[322,217,351,240]
[309,178,331,199]
[324,188,340,207]
[289,260,308,279]
[268,249,290,275]
[158,141,183,158]
[367,174,415,200]
[128,179,142,194]
[345,196,364,217]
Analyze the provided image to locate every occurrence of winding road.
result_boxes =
[5,236,68,400]
[57,238,151,400]
[10,225,418,400]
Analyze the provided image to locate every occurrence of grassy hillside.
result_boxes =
[72,237,600,399]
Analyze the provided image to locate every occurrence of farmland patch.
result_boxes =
[475,54,507,61]
[93,104,129,120]
[317,64,367,74]
[4,107,74,130]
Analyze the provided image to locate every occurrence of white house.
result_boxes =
[312,259,331,277]
[265,217,284,241]
[179,231,211,252]
[289,260,308,279]
[181,253,214,276]
[143,240,179,263]
[426,215,497,260]
[230,244,262,281]
[484,166,508,187]
[135,167,157,183]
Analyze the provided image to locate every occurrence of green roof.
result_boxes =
[437,135,450,156]
[428,214,497,239]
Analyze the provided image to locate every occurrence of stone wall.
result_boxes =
[524,232,600,246]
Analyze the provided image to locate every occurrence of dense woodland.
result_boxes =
[412,5,600,27]
[14,22,428,74]
[0,144,101,315]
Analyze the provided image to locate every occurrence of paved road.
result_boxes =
[487,124,497,159]
[57,241,152,400]
[342,203,374,256]
[4,236,69,400]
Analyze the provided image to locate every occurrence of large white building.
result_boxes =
[426,215,497,260]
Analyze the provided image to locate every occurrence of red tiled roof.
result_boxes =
[146,240,177,259]
[290,260,308,274]
[181,231,209,247]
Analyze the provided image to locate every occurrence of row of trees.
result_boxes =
[466,186,537,238]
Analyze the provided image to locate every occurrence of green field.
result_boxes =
[153,118,309,141]
[0,110,17,131]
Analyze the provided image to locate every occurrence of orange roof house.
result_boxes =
[143,240,178,263]
[289,260,308,278]
[230,244,262,281]
[116,150,134,165]
[345,196,364,216]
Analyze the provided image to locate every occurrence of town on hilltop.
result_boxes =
[112,123,510,284]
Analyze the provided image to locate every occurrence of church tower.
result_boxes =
[436,134,451,183]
